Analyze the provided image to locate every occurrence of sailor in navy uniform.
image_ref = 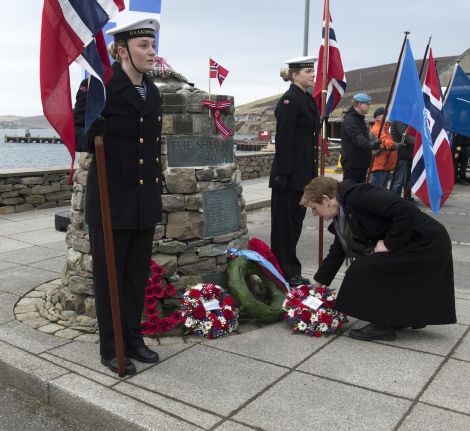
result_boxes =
[73,17,162,375]
[269,56,321,287]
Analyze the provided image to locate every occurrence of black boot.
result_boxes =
[349,323,396,341]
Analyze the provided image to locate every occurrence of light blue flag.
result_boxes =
[387,39,442,213]
[443,64,470,138]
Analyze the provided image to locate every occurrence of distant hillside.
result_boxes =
[235,50,468,134]
[0,115,51,129]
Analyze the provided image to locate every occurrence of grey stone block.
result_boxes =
[205,322,332,368]
[0,245,64,264]
[0,266,58,296]
[453,330,470,361]
[400,402,470,430]
[0,292,17,324]
[214,421,255,431]
[456,299,470,325]
[298,336,443,398]
[421,358,470,414]
[173,114,193,134]
[115,383,221,429]
[233,371,410,431]
[50,374,201,431]
[0,320,69,353]
[0,340,68,403]
[130,344,287,415]
[376,323,467,356]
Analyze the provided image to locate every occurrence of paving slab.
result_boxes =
[214,420,257,430]
[0,292,18,324]
[233,371,411,431]
[0,221,40,236]
[204,321,334,368]
[40,352,119,387]
[453,329,470,362]
[0,260,19,271]
[421,359,470,415]
[46,340,192,379]
[21,216,58,229]
[0,320,69,354]
[456,299,470,325]
[49,373,201,431]
[375,324,467,356]
[115,382,221,429]
[0,245,65,264]
[5,228,66,246]
[41,240,68,251]
[28,256,66,273]
[399,402,470,431]
[297,335,443,399]
[130,344,288,416]
[0,237,33,253]
[0,265,58,295]
[0,340,69,403]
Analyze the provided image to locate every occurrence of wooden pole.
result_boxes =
[317,0,331,265]
[208,57,212,118]
[418,35,432,82]
[94,135,126,378]
[366,31,410,182]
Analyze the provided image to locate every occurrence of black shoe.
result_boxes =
[461,180,470,186]
[287,275,311,287]
[393,325,427,330]
[128,346,160,363]
[349,323,396,341]
[100,356,136,375]
[406,196,417,203]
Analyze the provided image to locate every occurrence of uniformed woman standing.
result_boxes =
[73,18,162,375]
[269,56,320,287]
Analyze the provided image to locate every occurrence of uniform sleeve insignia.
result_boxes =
[283,99,290,105]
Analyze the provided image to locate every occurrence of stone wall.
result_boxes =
[235,146,341,180]
[0,168,73,215]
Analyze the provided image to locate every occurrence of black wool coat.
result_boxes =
[340,106,372,169]
[314,180,456,326]
[269,84,320,192]
[74,62,163,230]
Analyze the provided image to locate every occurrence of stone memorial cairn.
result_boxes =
[37,66,248,333]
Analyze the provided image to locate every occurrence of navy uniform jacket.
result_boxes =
[73,62,163,230]
[340,106,372,169]
[269,84,320,192]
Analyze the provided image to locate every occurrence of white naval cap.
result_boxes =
[284,56,317,68]
[106,17,160,41]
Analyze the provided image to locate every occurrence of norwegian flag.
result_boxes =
[210,58,229,86]
[313,0,346,116]
[411,49,454,209]
[40,0,125,170]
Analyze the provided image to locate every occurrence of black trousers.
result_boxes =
[270,189,306,280]
[454,146,469,180]
[89,227,155,359]
[343,167,367,183]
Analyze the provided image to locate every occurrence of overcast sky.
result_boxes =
[1,0,469,116]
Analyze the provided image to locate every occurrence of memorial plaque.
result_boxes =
[166,135,234,167]
[203,187,240,236]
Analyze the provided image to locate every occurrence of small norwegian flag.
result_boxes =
[210,58,229,86]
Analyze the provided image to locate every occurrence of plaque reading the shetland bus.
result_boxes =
[203,187,240,236]
[166,136,234,167]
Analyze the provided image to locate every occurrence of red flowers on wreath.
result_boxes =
[141,260,180,336]
[180,283,239,339]
[247,237,284,277]
[283,284,347,337]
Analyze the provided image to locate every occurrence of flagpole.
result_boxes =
[318,0,331,265]
[208,57,212,118]
[443,61,459,100]
[94,135,126,377]
[366,31,410,183]
[419,35,432,82]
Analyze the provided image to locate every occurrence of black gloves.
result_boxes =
[273,175,288,191]
[88,117,106,139]
[370,139,381,150]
